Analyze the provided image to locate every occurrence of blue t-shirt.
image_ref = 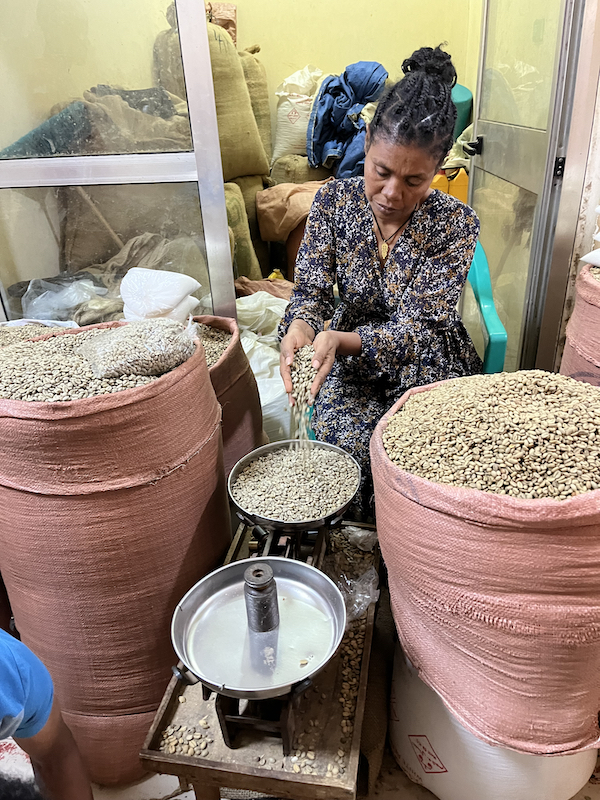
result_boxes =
[0,629,54,740]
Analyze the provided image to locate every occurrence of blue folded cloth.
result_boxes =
[307,61,388,178]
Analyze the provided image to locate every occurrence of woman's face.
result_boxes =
[364,134,440,226]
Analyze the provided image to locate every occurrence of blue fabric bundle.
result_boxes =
[307,61,388,178]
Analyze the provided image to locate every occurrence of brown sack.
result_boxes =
[195,315,264,476]
[371,379,600,755]
[560,263,600,386]
[0,324,231,784]
[232,175,270,275]
[225,182,263,281]
[239,47,272,161]
[207,23,269,181]
[270,154,333,185]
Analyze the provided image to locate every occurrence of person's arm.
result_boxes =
[15,696,93,800]
[279,183,338,397]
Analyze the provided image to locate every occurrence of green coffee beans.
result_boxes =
[231,446,359,522]
[0,325,65,348]
[290,345,317,441]
[383,371,600,500]
[196,324,232,368]
[590,265,600,282]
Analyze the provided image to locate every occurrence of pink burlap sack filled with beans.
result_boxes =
[194,314,265,476]
[371,378,600,755]
[560,263,600,386]
[0,323,231,785]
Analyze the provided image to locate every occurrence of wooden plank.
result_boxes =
[140,523,378,800]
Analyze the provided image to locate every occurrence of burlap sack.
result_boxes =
[207,23,269,181]
[239,47,272,161]
[194,314,264,476]
[256,179,332,242]
[0,323,231,784]
[560,263,600,386]
[270,154,333,185]
[232,175,270,275]
[371,380,600,755]
[225,182,263,281]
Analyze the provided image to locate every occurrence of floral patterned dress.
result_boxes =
[280,176,482,516]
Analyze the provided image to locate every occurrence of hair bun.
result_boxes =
[402,45,457,87]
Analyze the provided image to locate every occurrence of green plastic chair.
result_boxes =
[467,241,507,374]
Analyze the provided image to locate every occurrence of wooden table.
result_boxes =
[140,522,378,800]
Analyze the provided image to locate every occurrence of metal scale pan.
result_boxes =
[227,439,361,534]
[171,556,347,700]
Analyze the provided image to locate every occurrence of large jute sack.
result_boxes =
[232,175,270,275]
[225,182,262,281]
[194,314,264,476]
[207,23,269,181]
[239,46,272,161]
[371,379,600,755]
[270,154,333,185]
[0,324,231,785]
[560,263,600,386]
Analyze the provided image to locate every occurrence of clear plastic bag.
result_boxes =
[336,566,380,624]
[21,277,107,321]
[77,319,198,378]
[344,525,378,552]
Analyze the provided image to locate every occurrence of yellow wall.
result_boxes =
[0,0,170,149]
[234,0,484,125]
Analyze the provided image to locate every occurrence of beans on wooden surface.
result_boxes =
[383,370,600,500]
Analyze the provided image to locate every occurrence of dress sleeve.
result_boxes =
[278,182,337,338]
[353,203,480,381]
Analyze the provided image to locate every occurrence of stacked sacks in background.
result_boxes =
[370,373,600,799]
[0,322,231,785]
[154,10,271,277]
[560,214,600,386]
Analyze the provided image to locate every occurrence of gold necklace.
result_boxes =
[372,204,417,260]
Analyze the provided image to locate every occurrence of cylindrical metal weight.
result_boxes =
[244,563,280,632]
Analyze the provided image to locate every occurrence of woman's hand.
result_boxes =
[310,329,363,398]
[279,319,315,398]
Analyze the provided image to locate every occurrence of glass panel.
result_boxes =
[480,0,562,130]
[0,182,212,323]
[462,167,538,372]
[0,1,191,159]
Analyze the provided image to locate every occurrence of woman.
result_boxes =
[279,46,482,516]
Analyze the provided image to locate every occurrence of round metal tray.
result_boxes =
[227,439,361,533]
[171,557,346,699]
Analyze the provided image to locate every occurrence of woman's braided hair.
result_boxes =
[370,45,457,166]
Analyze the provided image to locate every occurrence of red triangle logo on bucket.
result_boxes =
[408,735,448,774]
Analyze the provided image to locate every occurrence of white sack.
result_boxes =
[271,65,323,165]
[120,267,201,318]
[389,641,596,800]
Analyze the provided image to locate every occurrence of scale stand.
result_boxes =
[206,679,312,756]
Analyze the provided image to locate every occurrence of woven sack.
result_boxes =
[371,379,600,755]
[239,46,272,161]
[194,314,265,476]
[207,23,269,181]
[225,182,262,281]
[0,323,231,784]
[270,154,333,185]
[560,263,600,386]
[232,175,270,275]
